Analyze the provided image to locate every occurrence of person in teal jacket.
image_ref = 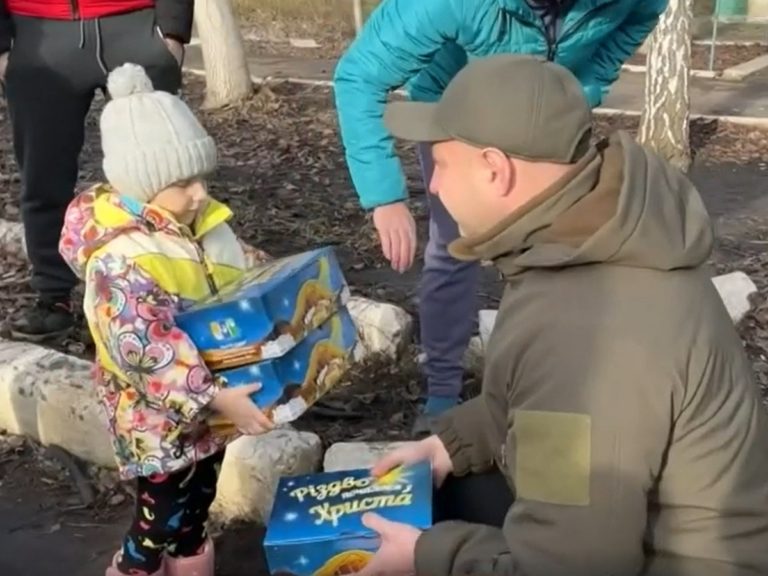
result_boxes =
[333,0,668,436]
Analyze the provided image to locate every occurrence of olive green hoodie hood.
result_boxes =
[449,130,714,276]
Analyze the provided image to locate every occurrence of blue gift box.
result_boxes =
[264,461,433,576]
[214,307,359,424]
[175,246,350,370]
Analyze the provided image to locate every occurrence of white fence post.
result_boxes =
[353,0,364,35]
[708,0,720,71]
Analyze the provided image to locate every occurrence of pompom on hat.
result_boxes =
[100,63,217,203]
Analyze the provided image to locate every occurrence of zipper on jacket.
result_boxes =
[545,24,557,61]
[555,1,616,48]
[140,217,220,298]
[183,226,219,297]
[507,6,557,62]
[70,0,80,19]
[509,14,551,59]
[194,241,219,297]
[510,0,616,62]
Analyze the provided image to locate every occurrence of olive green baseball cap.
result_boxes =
[384,54,592,163]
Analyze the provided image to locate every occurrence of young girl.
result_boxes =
[59,63,272,576]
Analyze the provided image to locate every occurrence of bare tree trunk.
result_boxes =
[638,0,693,172]
[194,0,252,109]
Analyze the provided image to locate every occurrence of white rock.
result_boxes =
[463,335,484,373]
[323,441,417,472]
[289,37,320,49]
[211,429,323,524]
[0,218,26,258]
[347,296,413,360]
[0,338,114,467]
[478,309,498,349]
[711,271,758,324]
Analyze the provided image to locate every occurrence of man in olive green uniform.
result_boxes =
[353,54,768,576]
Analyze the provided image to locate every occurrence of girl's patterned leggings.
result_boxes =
[118,451,225,575]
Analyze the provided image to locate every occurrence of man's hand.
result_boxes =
[0,51,9,83]
[371,435,454,487]
[372,202,417,273]
[353,513,421,576]
[163,38,184,66]
[209,383,274,436]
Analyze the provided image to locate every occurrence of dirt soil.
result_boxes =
[627,43,768,72]
[1,76,768,575]
[239,17,768,67]
[243,35,768,72]
[0,431,272,576]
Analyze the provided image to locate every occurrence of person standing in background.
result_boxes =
[333,0,668,437]
[0,0,192,342]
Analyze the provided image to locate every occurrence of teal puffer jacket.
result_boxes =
[333,0,668,209]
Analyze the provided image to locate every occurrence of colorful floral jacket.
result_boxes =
[59,184,269,480]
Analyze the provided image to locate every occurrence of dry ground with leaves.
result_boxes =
[1,76,768,575]
[232,0,768,61]
[626,43,768,71]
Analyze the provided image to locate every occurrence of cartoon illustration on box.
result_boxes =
[175,247,350,370]
[263,462,433,576]
[213,307,359,425]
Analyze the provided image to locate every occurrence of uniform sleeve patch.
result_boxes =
[513,410,591,506]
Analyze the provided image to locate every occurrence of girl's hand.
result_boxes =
[210,384,274,436]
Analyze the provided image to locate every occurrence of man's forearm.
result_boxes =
[434,397,497,476]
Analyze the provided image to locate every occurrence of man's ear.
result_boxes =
[480,147,515,197]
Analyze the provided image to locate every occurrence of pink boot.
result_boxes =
[105,552,165,576]
[165,539,215,576]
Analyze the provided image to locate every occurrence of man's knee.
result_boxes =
[434,470,514,527]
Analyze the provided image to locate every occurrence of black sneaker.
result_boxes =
[8,298,75,342]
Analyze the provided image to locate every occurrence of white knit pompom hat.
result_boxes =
[100,63,217,203]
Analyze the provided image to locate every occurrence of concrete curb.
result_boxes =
[0,335,325,520]
[693,40,768,47]
[593,107,768,129]
[211,428,323,524]
[622,52,768,81]
[324,441,414,472]
[621,63,719,79]
[0,338,115,468]
[721,53,768,81]
[183,66,768,128]
[185,66,337,90]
